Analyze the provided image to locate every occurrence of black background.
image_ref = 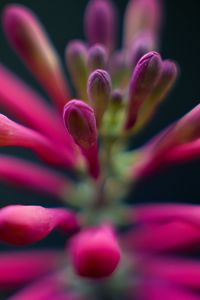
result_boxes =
[0,0,200,211]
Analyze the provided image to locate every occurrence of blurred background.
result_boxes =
[0,0,200,210]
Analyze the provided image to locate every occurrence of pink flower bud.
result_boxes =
[0,155,72,199]
[3,4,70,110]
[0,65,75,150]
[123,0,163,49]
[63,100,100,178]
[65,40,88,100]
[88,44,108,71]
[124,51,162,130]
[0,114,76,168]
[0,205,79,246]
[84,0,118,53]
[69,225,121,278]
[0,250,62,289]
[87,69,112,126]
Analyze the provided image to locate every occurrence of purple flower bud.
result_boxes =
[133,59,178,131]
[69,225,121,278]
[65,40,88,100]
[63,100,100,179]
[84,0,118,53]
[88,44,108,71]
[87,69,112,126]
[129,32,155,69]
[124,51,162,130]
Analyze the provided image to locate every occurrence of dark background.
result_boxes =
[0,0,200,209]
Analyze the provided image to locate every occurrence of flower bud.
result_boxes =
[65,40,88,100]
[63,100,100,179]
[87,69,112,126]
[133,60,178,132]
[123,0,162,49]
[129,32,155,69]
[124,51,162,130]
[3,5,70,110]
[0,205,79,245]
[88,44,108,71]
[109,51,130,89]
[84,0,118,53]
[69,225,121,278]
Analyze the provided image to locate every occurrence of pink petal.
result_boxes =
[125,221,200,253]
[136,280,200,300]
[8,274,77,300]
[123,0,163,49]
[3,5,71,111]
[0,205,80,245]
[138,256,200,290]
[0,114,76,168]
[134,204,200,227]
[0,155,72,199]
[0,65,75,149]
[164,139,200,165]
[0,250,62,290]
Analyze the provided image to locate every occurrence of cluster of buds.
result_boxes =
[0,0,200,299]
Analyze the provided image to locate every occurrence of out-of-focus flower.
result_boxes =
[0,0,200,299]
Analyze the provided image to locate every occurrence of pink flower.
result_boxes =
[0,0,200,299]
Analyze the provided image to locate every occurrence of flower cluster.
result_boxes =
[0,0,200,299]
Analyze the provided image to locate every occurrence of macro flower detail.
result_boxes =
[0,0,200,299]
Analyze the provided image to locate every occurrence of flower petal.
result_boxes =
[0,65,74,149]
[0,250,62,290]
[125,221,200,253]
[0,114,76,168]
[3,4,71,110]
[0,155,72,199]
[0,205,80,245]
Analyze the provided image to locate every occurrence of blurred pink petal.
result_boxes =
[0,205,80,245]
[8,274,77,300]
[164,139,200,165]
[125,221,200,253]
[139,256,200,290]
[0,114,76,168]
[136,280,200,300]
[3,4,71,111]
[123,0,163,49]
[134,204,200,226]
[84,0,118,53]
[0,250,62,290]
[0,155,72,199]
[0,65,75,149]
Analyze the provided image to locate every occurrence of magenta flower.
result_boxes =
[0,0,200,299]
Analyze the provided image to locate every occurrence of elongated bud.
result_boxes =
[66,40,88,100]
[123,0,162,49]
[151,60,178,104]
[124,51,162,130]
[0,155,72,199]
[87,69,112,126]
[88,44,108,71]
[69,225,121,278]
[110,90,123,112]
[0,114,76,168]
[133,60,178,132]
[84,0,118,53]
[129,32,155,69]
[63,100,100,179]
[0,205,79,246]
[3,5,70,110]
